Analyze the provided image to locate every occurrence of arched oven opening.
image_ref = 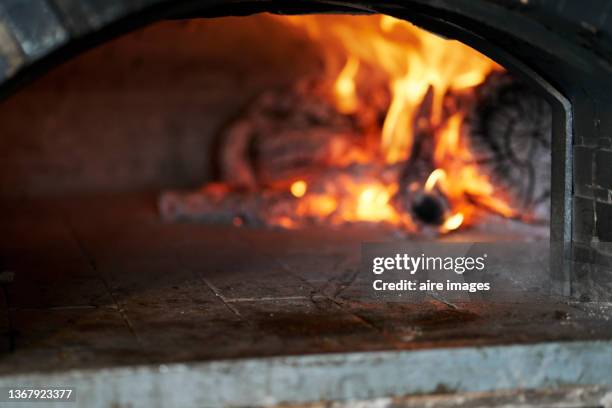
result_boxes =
[0,1,609,406]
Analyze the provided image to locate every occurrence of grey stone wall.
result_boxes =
[570,92,612,300]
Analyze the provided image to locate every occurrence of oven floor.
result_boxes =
[0,192,610,376]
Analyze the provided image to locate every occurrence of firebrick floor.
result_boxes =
[0,192,610,377]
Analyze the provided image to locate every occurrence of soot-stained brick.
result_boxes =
[573,196,595,243]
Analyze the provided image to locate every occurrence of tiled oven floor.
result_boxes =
[0,192,608,375]
[0,193,611,407]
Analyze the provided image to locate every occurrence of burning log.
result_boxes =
[395,72,552,228]
[161,162,404,227]
[160,70,551,233]
[463,71,552,220]
[393,86,448,228]
[159,13,554,234]
[160,184,297,227]
[218,80,373,190]
[411,193,447,225]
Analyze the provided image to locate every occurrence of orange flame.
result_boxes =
[424,169,447,192]
[432,115,518,224]
[434,113,463,164]
[279,14,497,160]
[263,14,515,233]
[334,56,360,113]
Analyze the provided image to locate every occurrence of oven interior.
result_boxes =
[0,10,610,405]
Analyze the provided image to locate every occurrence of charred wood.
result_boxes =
[463,72,552,220]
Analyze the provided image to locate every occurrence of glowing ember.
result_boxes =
[442,213,464,232]
[296,194,337,218]
[355,184,397,222]
[290,180,308,198]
